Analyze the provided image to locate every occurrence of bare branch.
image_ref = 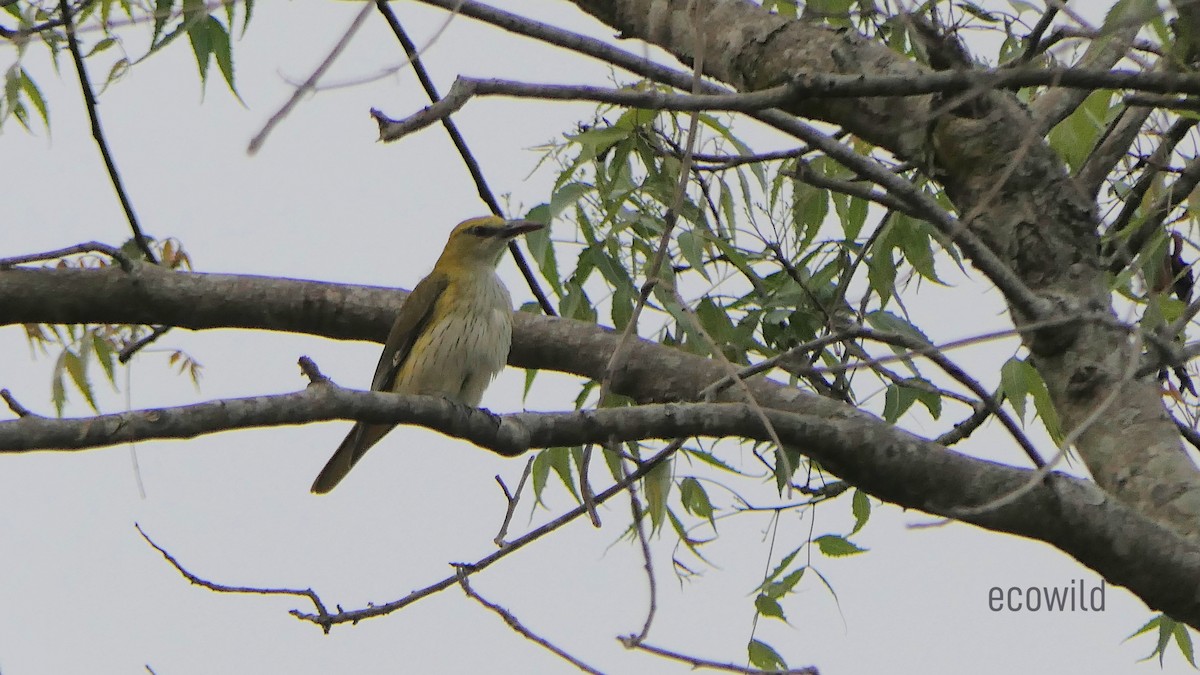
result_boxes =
[629,640,819,675]
[376,70,1200,141]
[493,457,533,547]
[371,0,557,318]
[0,241,134,272]
[135,523,331,625]
[247,2,373,155]
[1076,102,1155,199]
[118,325,171,363]
[3,267,1200,626]
[458,572,604,675]
[289,443,681,629]
[783,160,924,219]
[59,0,157,263]
[0,389,35,418]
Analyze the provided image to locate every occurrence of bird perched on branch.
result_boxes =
[311,216,545,493]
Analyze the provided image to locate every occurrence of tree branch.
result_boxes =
[371,0,556,318]
[59,0,157,263]
[3,267,1200,627]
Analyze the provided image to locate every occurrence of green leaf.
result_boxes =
[886,377,943,420]
[1173,619,1197,667]
[86,37,118,57]
[761,546,802,587]
[151,0,176,46]
[883,383,917,423]
[566,126,630,160]
[521,368,538,404]
[18,68,49,131]
[747,639,787,671]
[865,309,932,346]
[677,228,709,280]
[1001,356,1064,444]
[773,445,802,494]
[1126,614,1162,640]
[850,489,871,535]
[548,447,581,502]
[520,205,561,296]
[867,246,896,304]
[186,14,214,87]
[63,349,99,413]
[754,594,787,622]
[100,58,131,94]
[1027,365,1065,446]
[91,331,117,386]
[694,297,733,346]
[682,446,747,475]
[893,216,944,283]
[1047,89,1111,171]
[1000,356,1029,421]
[550,182,592,218]
[51,350,67,416]
[765,566,806,600]
[642,457,672,533]
[814,534,867,557]
[679,477,714,524]
[206,16,239,98]
[959,1,1000,21]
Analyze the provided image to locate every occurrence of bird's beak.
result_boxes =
[500,220,545,238]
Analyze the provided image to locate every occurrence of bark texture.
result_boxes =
[566,0,1200,545]
[1,266,1199,625]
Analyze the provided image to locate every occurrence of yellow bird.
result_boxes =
[311,215,545,493]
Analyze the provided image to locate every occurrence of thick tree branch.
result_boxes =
[561,0,1200,566]
[1,267,1199,627]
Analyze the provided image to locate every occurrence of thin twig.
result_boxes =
[0,241,133,272]
[372,1,556,317]
[118,326,171,363]
[135,523,332,626]
[1011,2,1061,66]
[618,442,664,647]
[289,442,681,630]
[935,393,1001,447]
[1175,415,1200,454]
[59,0,157,263]
[247,2,373,155]
[494,457,534,547]
[457,571,604,675]
[783,160,924,219]
[702,312,1120,398]
[628,640,819,674]
[0,390,36,418]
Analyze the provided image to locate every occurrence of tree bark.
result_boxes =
[1,265,1199,625]
[563,0,1200,545]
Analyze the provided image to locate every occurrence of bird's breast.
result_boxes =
[395,272,513,406]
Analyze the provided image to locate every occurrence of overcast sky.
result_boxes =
[1,1,1192,673]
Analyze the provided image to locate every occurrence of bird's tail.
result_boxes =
[310,422,395,494]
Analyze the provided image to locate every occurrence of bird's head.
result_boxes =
[436,215,545,269]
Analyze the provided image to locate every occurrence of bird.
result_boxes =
[310,215,545,493]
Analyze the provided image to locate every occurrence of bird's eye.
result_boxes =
[465,225,492,237]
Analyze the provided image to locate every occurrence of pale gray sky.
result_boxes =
[0,2,1190,673]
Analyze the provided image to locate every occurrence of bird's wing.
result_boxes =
[310,273,451,494]
[369,272,449,392]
